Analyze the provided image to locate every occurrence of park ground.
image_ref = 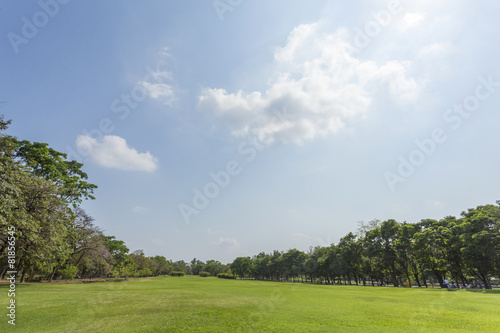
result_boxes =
[1,276,500,332]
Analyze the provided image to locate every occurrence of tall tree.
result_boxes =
[230,257,253,279]
[460,204,500,289]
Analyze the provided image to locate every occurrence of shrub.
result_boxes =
[217,273,236,279]
[59,266,78,281]
[170,271,185,277]
[199,271,210,277]
[139,268,153,277]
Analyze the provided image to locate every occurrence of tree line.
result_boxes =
[0,116,230,281]
[230,205,500,289]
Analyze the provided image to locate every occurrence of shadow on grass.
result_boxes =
[465,289,500,294]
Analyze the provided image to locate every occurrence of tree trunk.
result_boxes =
[433,273,444,288]
[0,265,8,279]
[28,270,37,281]
[413,270,421,287]
[478,272,491,289]
[49,266,57,282]
[391,273,398,287]
[75,252,86,267]
[460,273,468,287]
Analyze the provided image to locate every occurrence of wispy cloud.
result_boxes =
[139,70,176,106]
[399,12,425,31]
[133,206,151,214]
[212,237,239,249]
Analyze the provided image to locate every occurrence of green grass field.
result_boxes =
[1,276,499,332]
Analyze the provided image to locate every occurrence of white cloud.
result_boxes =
[212,237,239,249]
[377,61,419,103]
[198,23,419,144]
[76,135,158,172]
[400,12,425,31]
[292,233,312,241]
[418,42,453,57]
[207,228,221,235]
[138,49,176,106]
[140,73,176,106]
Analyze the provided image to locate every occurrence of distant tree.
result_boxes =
[66,209,112,279]
[172,260,187,273]
[190,258,205,275]
[413,219,449,288]
[230,257,253,279]
[112,257,137,279]
[103,236,129,267]
[337,232,362,285]
[460,204,500,289]
[151,256,173,276]
[283,249,307,282]
[204,260,225,277]
[252,252,271,280]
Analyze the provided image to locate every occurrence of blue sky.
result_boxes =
[2,0,500,263]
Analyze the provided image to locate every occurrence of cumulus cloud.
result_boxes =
[76,135,158,172]
[198,23,420,144]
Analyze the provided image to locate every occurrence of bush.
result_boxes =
[217,273,236,279]
[139,268,153,277]
[199,271,210,277]
[59,266,78,281]
[170,271,185,277]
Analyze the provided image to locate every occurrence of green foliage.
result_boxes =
[111,257,137,278]
[203,259,227,276]
[14,140,97,206]
[217,272,236,279]
[199,271,210,277]
[0,117,98,281]
[230,257,253,279]
[171,271,185,277]
[139,268,153,277]
[103,236,129,266]
[58,265,79,280]
[151,255,173,276]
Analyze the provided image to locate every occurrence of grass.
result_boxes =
[1,276,499,332]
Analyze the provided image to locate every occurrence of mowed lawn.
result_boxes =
[1,276,499,332]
